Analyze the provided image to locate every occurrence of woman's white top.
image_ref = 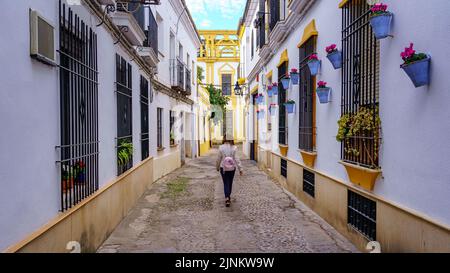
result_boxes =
[216,144,243,172]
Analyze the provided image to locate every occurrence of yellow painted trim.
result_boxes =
[297,19,319,48]
[218,63,235,96]
[339,0,350,8]
[279,144,289,157]
[250,85,259,94]
[238,25,245,40]
[299,150,317,168]
[265,70,273,79]
[339,161,382,191]
[277,49,289,68]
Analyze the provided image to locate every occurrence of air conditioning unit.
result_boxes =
[29,9,56,65]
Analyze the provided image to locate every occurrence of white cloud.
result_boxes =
[185,0,246,29]
[199,19,212,28]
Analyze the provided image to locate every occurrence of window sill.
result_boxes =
[339,161,382,191]
[278,144,288,157]
[157,147,165,152]
[299,150,317,168]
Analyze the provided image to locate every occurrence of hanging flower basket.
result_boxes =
[400,43,431,88]
[369,3,393,40]
[316,81,331,104]
[281,77,290,89]
[307,54,321,76]
[257,110,265,119]
[272,83,279,95]
[290,68,299,85]
[268,89,274,97]
[284,100,296,114]
[256,95,265,105]
[326,44,342,69]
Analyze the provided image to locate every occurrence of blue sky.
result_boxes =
[185,0,247,30]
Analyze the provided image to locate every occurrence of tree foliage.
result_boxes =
[197,66,205,82]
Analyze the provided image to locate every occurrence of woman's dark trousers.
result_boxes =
[220,168,235,199]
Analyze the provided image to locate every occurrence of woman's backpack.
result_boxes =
[222,156,236,172]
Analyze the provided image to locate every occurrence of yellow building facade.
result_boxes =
[198,30,245,144]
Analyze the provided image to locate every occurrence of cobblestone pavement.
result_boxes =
[98,149,359,253]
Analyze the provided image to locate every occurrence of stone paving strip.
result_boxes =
[98,149,359,253]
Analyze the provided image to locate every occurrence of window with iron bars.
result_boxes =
[58,1,99,211]
[170,110,175,144]
[298,38,316,152]
[116,54,133,175]
[157,108,163,149]
[341,0,380,169]
[348,190,377,241]
[278,62,288,145]
[140,76,150,160]
[303,169,315,198]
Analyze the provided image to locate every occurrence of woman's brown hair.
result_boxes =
[223,138,235,145]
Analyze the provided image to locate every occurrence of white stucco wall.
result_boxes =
[243,0,450,225]
[0,0,200,251]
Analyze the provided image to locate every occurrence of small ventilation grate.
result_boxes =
[348,190,377,241]
[281,159,287,178]
[303,169,315,198]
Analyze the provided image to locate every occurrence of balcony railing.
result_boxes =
[144,9,158,55]
[185,68,191,95]
[170,58,186,92]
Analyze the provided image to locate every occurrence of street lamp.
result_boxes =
[234,82,243,96]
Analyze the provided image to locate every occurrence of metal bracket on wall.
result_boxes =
[96,4,116,27]
[113,26,129,45]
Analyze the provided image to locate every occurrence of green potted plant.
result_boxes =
[400,43,431,88]
[316,81,331,104]
[307,54,321,76]
[326,44,342,69]
[369,3,393,40]
[284,99,296,114]
[62,164,74,193]
[336,107,381,168]
[170,132,177,146]
[74,160,86,184]
[117,140,133,167]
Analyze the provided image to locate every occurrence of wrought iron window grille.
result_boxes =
[341,0,381,169]
[348,190,377,241]
[57,1,99,212]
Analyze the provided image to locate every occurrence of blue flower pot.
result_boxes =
[272,86,279,95]
[369,12,393,40]
[401,55,431,88]
[290,72,299,85]
[257,96,265,105]
[257,111,265,119]
[284,103,295,114]
[316,87,331,104]
[281,78,290,89]
[308,59,321,76]
[327,51,342,70]
[268,90,274,97]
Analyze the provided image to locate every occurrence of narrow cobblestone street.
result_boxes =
[98,150,358,253]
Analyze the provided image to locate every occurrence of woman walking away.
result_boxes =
[216,138,243,207]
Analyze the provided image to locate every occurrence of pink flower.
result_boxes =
[268,85,273,90]
[291,68,298,73]
[371,3,388,13]
[326,44,337,54]
[317,81,327,88]
[309,54,318,61]
[401,43,416,61]
[272,82,278,86]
